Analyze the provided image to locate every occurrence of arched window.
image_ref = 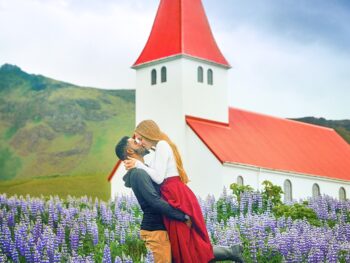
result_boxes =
[207,69,213,85]
[339,187,346,201]
[284,180,292,202]
[197,66,203,83]
[237,176,244,186]
[312,183,320,198]
[161,66,167,83]
[151,69,157,85]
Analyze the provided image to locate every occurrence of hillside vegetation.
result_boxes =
[291,117,350,144]
[0,64,135,200]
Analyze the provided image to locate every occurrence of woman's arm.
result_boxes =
[135,141,170,184]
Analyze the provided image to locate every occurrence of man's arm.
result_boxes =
[132,170,188,222]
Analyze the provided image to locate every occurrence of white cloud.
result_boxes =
[0,0,156,89]
[216,26,350,119]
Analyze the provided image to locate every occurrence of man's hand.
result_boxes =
[185,217,192,228]
[124,157,137,170]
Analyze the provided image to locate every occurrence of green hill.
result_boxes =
[0,64,135,200]
[291,117,350,144]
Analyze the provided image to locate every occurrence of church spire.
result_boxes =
[133,0,230,68]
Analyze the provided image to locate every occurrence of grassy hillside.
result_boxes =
[0,64,135,200]
[291,117,350,144]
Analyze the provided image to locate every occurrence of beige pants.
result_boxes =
[140,230,172,263]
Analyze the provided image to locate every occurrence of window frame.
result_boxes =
[312,183,320,198]
[207,68,213,85]
[197,66,204,83]
[161,66,167,83]
[283,179,292,202]
[151,69,157,85]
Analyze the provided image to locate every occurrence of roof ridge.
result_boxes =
[229,107,335,132]
[186,115,230,128]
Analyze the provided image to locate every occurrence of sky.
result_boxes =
[0,0,349,120]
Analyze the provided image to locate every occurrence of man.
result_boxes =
[115,136,244,263]
[115,136,190,263]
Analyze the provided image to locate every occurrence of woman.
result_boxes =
[124,120,214,263]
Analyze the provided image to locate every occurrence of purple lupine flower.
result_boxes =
[10,240,19,263]
[124,257,133,263]
[1,222,12,256]
[56,224,65,246]
[120,227,126,244]
[102,244,112,263]
[114,256,123,263]
[32,214,43,243]
[104,228,110,245]
[32,245,40,263]
[24,242,32,263]
[0,253,7,263]
[45,228,56,262]
[91,221,99,245]
[145,249,154,263]
[54,250,61,263]
[7,210,15,227]
[69,225,80,252]
[1,190,350,262]
[15,222,28,257]
[326,242,338,263]
[86,254,95,263]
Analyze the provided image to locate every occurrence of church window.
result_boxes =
[151,69,157,85]
[237,176,244,186]
[197,66,203,83]
[161,66,167,83]
[284,179,292,202]
[339,187,346,201]
[312,183,320,198]
[207,69,213,85]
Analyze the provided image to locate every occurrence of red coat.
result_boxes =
[161,177,214,263]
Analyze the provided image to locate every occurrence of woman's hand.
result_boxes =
[124,157,137,170]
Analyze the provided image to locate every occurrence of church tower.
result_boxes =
[132,0,230,154]
[111,0,350,200]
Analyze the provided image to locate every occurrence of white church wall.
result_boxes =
[111,152,155,199]
[111,164,132,198]
[182,58,229,124]
[185,127,225,197]
[222,165,260,191]
[135,59,186,155]
[258,169,350,200]
[223,163,350,201]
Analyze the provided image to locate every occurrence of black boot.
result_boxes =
[210,244,244,262]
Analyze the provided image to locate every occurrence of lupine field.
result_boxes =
[1,185,350,263]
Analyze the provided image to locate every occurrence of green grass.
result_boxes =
[0,173,110,201]
[0,147,22,180]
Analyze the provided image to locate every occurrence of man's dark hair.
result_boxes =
[115,136,130,161]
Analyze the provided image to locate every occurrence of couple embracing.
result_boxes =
[115,120,244,263]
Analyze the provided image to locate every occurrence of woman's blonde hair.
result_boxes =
[135,120,189,184]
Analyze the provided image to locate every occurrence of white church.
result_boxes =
[108,0,350,201]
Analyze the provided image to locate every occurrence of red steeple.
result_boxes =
[133,0,230,68]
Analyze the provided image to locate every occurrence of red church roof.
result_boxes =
[186,108,350,181]
[133,0,230,68]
